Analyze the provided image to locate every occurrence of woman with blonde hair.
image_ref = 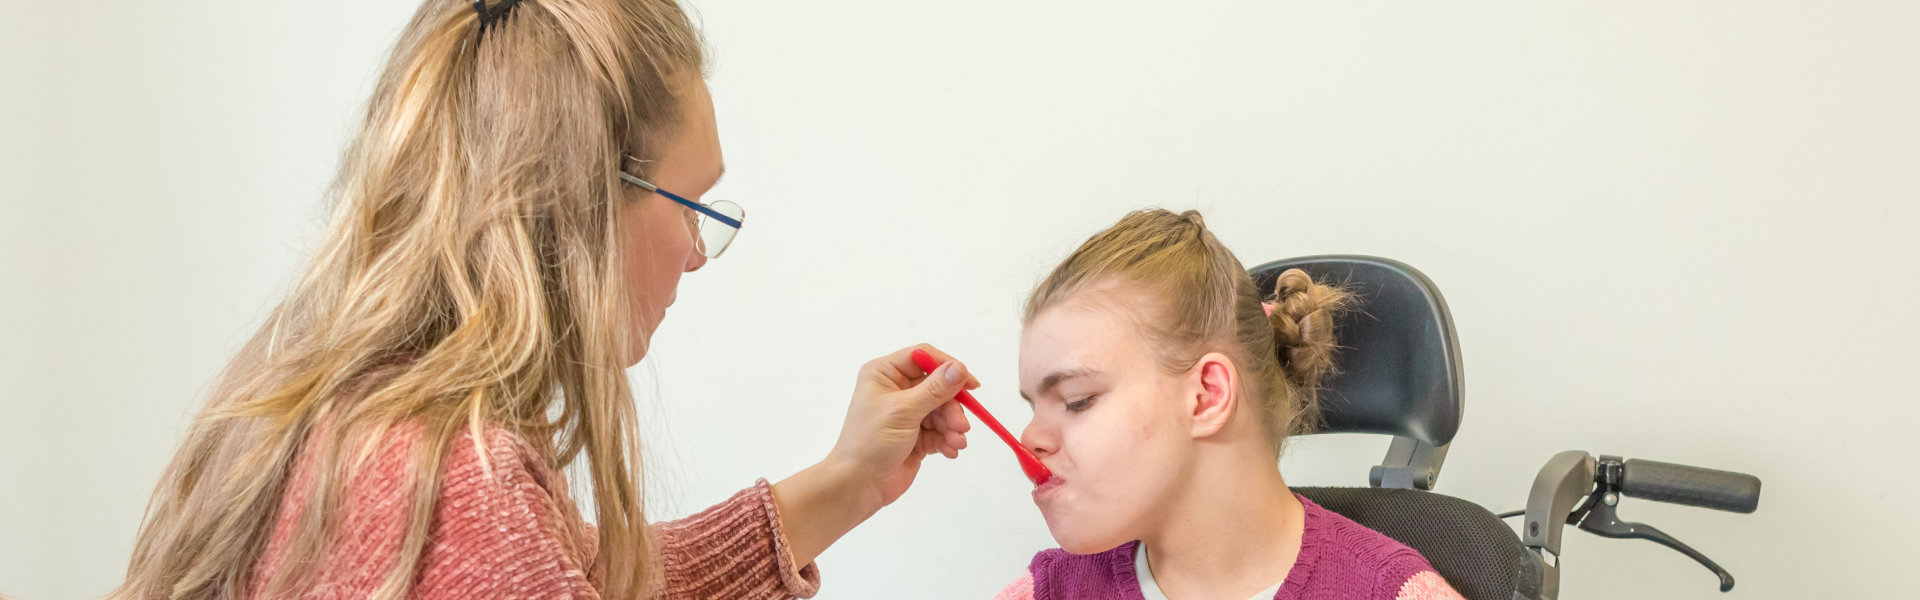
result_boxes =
[116,1,979,598]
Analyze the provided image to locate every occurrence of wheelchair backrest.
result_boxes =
[1251,255,1464,485]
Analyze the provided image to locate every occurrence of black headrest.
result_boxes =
[1249,255,1463,447]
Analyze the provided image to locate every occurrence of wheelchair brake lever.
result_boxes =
[1576,491,1736,592]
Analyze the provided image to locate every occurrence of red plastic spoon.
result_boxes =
[910,349,1053,485]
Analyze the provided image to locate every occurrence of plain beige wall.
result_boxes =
[4,1,1916,598]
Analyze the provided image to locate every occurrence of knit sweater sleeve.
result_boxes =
[1393,571,1466,600]
[1370,548,1465,600]
[654,479,822,599]
[412,429,818,599]
[992,574,1036,600]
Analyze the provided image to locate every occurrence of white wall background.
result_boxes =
[3,1,1916,598]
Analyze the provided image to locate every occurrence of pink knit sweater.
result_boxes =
[248,423,820,599]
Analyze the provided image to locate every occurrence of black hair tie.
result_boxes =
[473,0,525,39]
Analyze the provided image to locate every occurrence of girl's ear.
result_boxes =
[1189,352,1238,439]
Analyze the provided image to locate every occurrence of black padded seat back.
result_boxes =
[1250,256,1463,447]
[1298,487,1541,600]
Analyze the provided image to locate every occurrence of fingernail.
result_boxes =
[944,363,963,385]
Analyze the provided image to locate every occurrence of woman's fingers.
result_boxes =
[918,402,970,463]
[920,401,969,437]
[919,429,956,459]
[913,344,984,389]
[913,423,969,459]
[941,401,970,433]
[826,345,995,512]
[873,344,984,391]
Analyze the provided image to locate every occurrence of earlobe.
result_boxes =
[1189,352,1237,439]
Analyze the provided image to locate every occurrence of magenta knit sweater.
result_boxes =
[996,494,1463,600]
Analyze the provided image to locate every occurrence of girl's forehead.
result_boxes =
[1020,300,1155,385]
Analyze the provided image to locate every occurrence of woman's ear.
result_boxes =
[1189,352,1238,439]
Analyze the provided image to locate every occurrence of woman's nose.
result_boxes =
[684,244,708,272]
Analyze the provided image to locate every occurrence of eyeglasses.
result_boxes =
[617,159,745,259]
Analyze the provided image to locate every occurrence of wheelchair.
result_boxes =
[1254,256,1763,600]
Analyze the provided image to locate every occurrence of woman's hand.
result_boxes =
[828,343,978,507]
[771,344,976,565]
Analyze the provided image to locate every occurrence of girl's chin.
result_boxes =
[1041,516,1130,555]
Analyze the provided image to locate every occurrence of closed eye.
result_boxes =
[1065,396,1098,413]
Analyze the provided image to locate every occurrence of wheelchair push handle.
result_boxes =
[1620,458,1762,514]
[1517,453,1760,597]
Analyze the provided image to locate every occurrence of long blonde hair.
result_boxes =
[116,1,703,598]
[1025,209,1352,451]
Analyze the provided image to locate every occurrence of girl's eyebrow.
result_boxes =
[1020,367,1102,403]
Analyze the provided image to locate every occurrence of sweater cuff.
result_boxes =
[751,478,823,598]
[654,480,822,599]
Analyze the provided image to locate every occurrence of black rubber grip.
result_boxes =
[1621,459,1761,513]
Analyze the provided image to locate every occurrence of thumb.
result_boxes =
[905,361,968,412]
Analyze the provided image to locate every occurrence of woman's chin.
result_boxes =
[621,320,660,366]
[617,305,667,365]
